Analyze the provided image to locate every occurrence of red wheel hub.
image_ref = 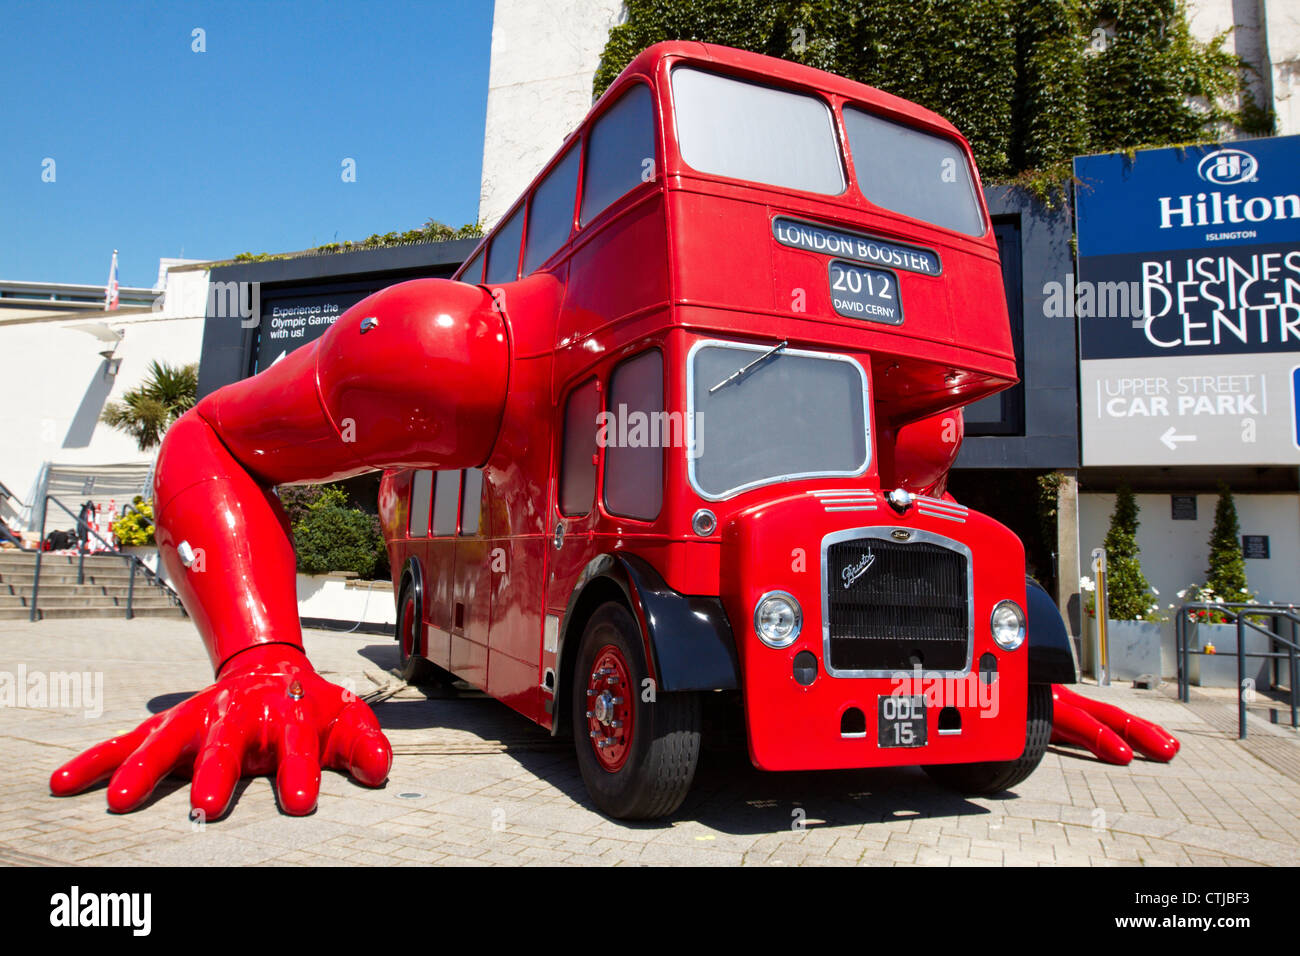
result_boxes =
[585,645,634,772]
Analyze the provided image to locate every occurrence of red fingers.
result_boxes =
[1054,685,1180,762]
[1051,690,1134,765]
[106,706,204,813]
[52,650,392,818]
[275,714,321,816]
[324,700,393,787]
[48,712,166,796]
[190,707,252,822]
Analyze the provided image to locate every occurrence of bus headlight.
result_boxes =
[754,591,801,648]
[990,599,1026,650]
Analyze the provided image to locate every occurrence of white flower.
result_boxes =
[1079,576,1096,592]
[1239,587,1248,594]
[1150,587,1159,595]
[1136,614,1143,620]
[1176,588,1187,599]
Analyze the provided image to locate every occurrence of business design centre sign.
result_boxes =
[1074,136,1300,466]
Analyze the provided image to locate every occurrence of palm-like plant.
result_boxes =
[100,360,198,451]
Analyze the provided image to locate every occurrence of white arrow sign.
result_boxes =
[1159,426,1197,450]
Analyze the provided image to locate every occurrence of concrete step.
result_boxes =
[0,594,176,610]
[0,605,187,621]
[0,553,133,567]
[0,572,142,587]
[0,582,144,598]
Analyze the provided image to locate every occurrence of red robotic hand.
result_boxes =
[50,645,392,819]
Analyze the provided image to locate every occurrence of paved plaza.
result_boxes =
[1,617,1297,866]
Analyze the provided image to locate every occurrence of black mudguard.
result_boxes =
[554,553,738,728]
[1026,575,1078,684]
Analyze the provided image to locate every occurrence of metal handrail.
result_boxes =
[28,494,181,622]
[1175,601,1300,738]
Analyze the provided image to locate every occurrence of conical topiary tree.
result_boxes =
[1102,484,1158,621]
[1205,481,1248,601]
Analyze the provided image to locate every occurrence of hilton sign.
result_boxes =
[1074,136,1300,466]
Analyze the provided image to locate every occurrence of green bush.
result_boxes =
[288,484,383,578]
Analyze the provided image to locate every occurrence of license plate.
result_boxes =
[878,695,927,748]
[828,259,903,325]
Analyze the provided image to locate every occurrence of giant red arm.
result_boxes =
[51,279,511,818]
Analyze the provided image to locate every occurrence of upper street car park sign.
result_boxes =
[1073,136,1300,466]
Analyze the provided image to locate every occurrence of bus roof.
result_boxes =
[615,41,971,147]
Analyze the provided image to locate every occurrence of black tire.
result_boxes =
[923,682,1053,794]
[396,576,439,685]
[572,602,701,819]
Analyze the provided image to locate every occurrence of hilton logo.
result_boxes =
[1196,148,1258,186]
[841,551,876,589]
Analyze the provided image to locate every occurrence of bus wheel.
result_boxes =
[572,602,700,819]
[922,683,1053,795]
[396,577,438,685]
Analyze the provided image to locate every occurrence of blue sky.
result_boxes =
[0,0,494,289]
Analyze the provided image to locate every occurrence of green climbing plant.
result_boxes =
[596,0,1273,197]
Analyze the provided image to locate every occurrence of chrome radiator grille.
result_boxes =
[825,536,970,674]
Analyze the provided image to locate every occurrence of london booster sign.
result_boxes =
[1074,136,1300,466]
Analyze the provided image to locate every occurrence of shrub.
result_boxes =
[288,484,382,578]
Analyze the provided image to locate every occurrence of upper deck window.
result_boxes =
[581,83,657,225]
[484,206,524,284]
[671,67,845,196]
[459,245,485,283]
[843,107,985,237]
[523,145,580,274]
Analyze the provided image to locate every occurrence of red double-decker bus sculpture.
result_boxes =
[51,42,1173,822]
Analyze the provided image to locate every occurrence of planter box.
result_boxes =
[1103,619,1163,682]
[120,546,171,587]
[1188,621,1271,690]
[296,573,396,627]
[1081,616,1163,681]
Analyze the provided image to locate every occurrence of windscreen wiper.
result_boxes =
[708,339,788,394]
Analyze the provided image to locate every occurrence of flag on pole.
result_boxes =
[105,250,119,311]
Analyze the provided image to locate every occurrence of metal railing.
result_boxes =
[27,494,182,622]
[1176,601,1300,738]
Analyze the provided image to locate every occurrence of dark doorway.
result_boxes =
[946,469,1055,597]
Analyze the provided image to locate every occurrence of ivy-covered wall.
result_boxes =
[595,0,1273,190]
